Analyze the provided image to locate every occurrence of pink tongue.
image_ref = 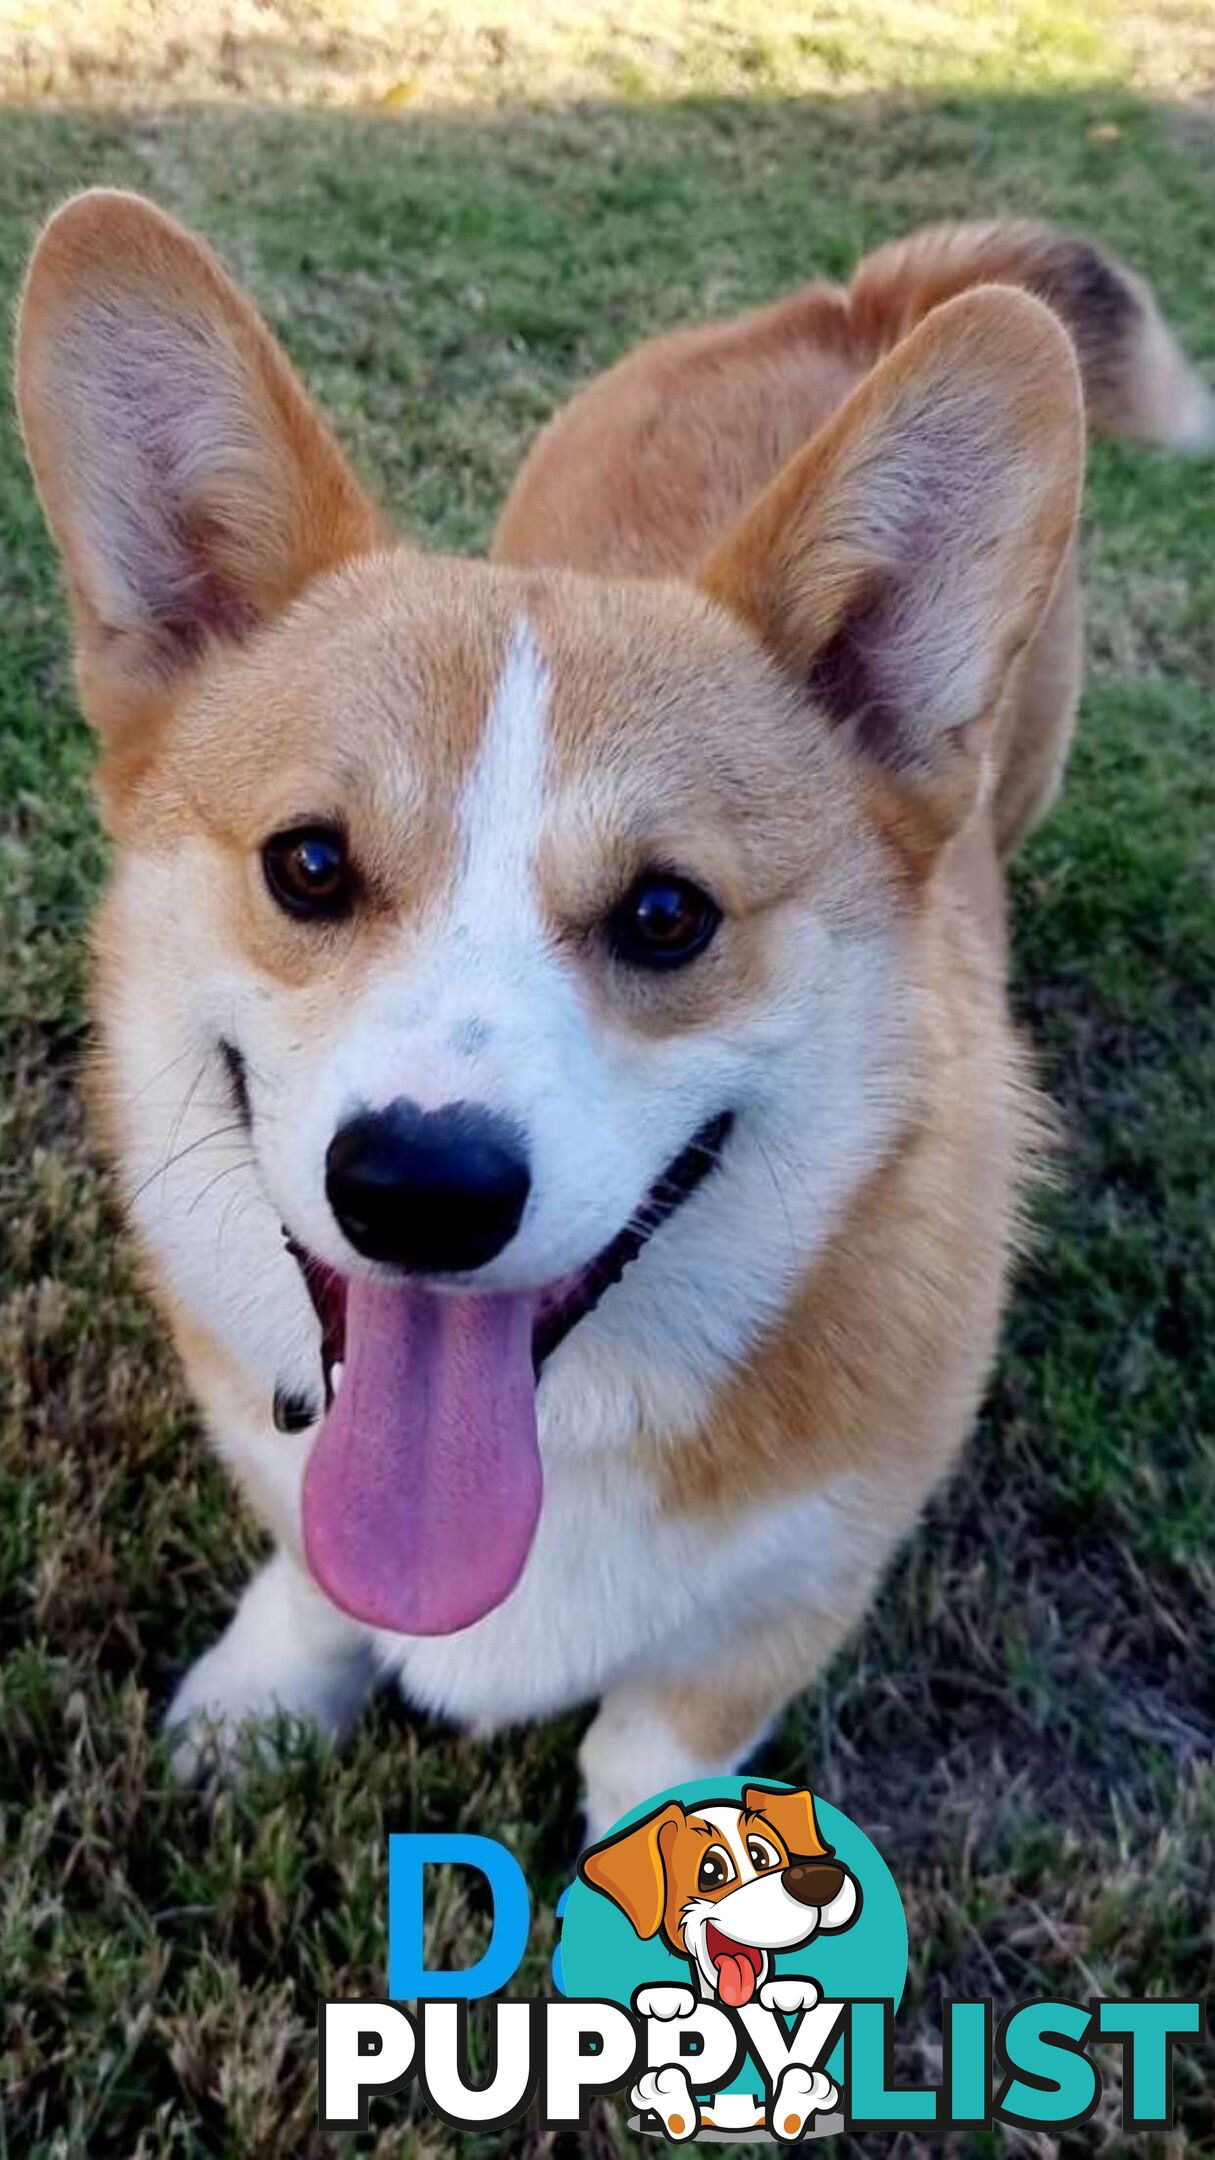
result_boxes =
[302,1276,542,1636]
[715,1951,758,2009]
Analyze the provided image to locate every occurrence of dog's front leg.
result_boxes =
[578,1681,747,1845]
[579,1603,863,1841]
[165,1547,376,1781]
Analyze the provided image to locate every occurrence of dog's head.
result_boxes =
[16,192,1082,1639]
[580,1784,860,2002]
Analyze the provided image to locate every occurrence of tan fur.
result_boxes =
[497,219,1205,860]
[522,571,890,1039]
[504,298,1074,1544]
[698,291,1083,852]
[16,189,387,810]
[659,1611,871,1765]
[16,193,1207,1820]
[490,224,1201,1774]
[653,1020,1026,1513]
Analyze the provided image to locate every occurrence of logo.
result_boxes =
[562,1777,904,2138]
[317,1777,1205,2140]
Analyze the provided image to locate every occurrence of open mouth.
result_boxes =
[282,1110,732,1639]
[704,1919,765,2008]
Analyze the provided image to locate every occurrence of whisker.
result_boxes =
[154,1055,210,1209]
[124,1042,206,1105]
[755,1136,798,1260]
[213,1185,276,1269]
[187,1153,257,1218]
[127,1121,252,1208]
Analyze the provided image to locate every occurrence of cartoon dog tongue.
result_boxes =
[713,1942,761,2008]
[302,1275,542,1636]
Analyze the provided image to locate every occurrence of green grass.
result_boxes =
[1,3,1213,2152]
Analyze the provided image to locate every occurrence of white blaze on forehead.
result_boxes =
[454,614,551,935]
[315,613,561,1131]
[695,1804,754,1879]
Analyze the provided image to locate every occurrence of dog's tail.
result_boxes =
[846,220,1212,452]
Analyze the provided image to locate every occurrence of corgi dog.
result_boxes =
[16,193,1209,1839]
[581,1785,859,2140]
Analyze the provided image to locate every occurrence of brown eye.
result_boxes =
[697,1846,734,1893]
[262,825,354,922]
[608,872,720,971]
[747,1837,779,1873]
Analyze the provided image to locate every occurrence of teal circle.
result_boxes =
[555,1777,906,2094]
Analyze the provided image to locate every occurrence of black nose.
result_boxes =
[326,1099,531,1272]
[782,1859,845,1908]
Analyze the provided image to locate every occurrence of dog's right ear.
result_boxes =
[699,286,1083,858]
[15,189,386,756]
[578,1803,684,1940]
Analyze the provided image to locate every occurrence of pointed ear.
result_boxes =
[578,1803,683,1939]
[699,288,1084,847]
[743,1785,831,1861]
[15,189,387,748]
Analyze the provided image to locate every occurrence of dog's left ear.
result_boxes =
[15,189,387,758]
[745,1786,861,1933]
[699,286,1084,853]
[743,1784,831,1862]
[578,1802,684,1939]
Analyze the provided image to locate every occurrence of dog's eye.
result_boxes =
[262,825,355,922]
[608,872,721,971]
[697,1845,734,1893]
[747,1837,780,1873]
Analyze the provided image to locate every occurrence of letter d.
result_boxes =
[388,1834,530,2000]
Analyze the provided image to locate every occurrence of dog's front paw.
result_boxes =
[635,1984,697,2022]
[631,2065,700,2141]
[164,1650,337,1784]
[759,1974,822,2016]
[770,2065,839,2141]
[164,1554,373,1784]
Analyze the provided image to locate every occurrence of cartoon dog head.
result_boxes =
[579,1786,860,2005]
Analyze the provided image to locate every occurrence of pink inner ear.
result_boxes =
[804,578,908,763]
[797,396,1031,770]
[55,296,268,653]
[147,510,260,658]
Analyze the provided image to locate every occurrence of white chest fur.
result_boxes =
[200,1344,880,1734]
[375,1447,873,1727]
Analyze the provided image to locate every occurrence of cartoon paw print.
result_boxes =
[770,2064,840,2141]
[634,1984,696,2021]
[758,1975,822,2016]
[632,2063,701,2141]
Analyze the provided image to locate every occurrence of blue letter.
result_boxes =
[946,2001,990,2124]
[1098,2002,1201,2126]
[388,1834,530,2000]
[848,2002,937,2125]
[998,2003,1097,2127]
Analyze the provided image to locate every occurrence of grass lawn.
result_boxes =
[1,2,1213,2151]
